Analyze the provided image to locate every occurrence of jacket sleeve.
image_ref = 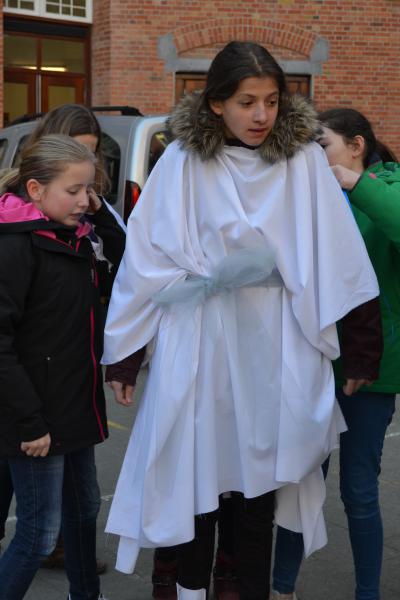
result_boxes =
[105,347,146,386]
[349,170,400,251]
[340,296,383,380]
[0,234,49,443]
[89,199,126,267]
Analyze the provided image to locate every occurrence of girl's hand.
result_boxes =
[87,188,102,214]
[20,433,51,457]
[343,378,372,396]
[107,380,135,406]
[330,165,361,191]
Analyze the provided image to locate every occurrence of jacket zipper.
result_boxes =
[89,253,105,439]
[90,306,105,440]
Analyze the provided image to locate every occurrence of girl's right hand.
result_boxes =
[343,378,372,396]
[107,380,135,406]
[20,433,51,457]
[331,165,361,191]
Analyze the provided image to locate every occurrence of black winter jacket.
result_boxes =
[0,197,125,456]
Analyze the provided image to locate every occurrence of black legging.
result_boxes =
[177,491,275,600]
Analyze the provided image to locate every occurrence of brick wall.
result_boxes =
[90,0,400,154]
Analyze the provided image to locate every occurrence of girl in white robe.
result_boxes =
[102,41,382,600]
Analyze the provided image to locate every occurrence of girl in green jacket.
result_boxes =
[272,108,399,600]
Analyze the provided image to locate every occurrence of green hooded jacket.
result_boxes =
[334,161,400,392]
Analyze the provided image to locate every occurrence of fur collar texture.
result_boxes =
[167,92,319,163]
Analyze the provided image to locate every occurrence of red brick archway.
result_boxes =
[172,17,319,58]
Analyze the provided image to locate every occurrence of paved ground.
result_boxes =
[3,374,400,599]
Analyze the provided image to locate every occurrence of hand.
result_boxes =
[20,433,51,457]
[87,188,102,214]
[107,380,135,406]
[330,165,361,191]
[342,378,372,396]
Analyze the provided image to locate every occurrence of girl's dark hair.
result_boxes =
[318,107,398,168]
[25,104,110,194]
[27,104,102,145]
[200,41,287,112]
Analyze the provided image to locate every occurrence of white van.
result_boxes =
[0,107,169,222]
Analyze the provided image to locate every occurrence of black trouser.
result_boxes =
[177,491,275,599]
[154,495,236,566]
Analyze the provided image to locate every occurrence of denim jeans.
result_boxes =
[0,460,13,541]
[272,458,330,595]
[273,390,395,600]
[0,446,101,600]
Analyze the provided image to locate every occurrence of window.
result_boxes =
[175,73,207,101]
[5,1,35,11]
[100,133,121,206]
[148,131,171,176]
[285,75,311,97]
[0,140,9,168]
[4,35,37,69]
[4,35,85,73]
[4,0,92,22]
[42,39,85,73]
[12,134,30,167]
[175,73,311,101]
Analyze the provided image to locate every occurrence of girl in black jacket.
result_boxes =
[0,135,124,600]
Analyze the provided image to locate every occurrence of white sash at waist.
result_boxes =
[153,247,282,307]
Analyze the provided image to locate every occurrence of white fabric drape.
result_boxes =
[103,141,379,573]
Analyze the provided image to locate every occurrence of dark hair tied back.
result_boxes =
[318,107,397,168]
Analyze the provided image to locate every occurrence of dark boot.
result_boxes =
[152,548,179,599]
[41,535,107,574]
[213,550,239,600]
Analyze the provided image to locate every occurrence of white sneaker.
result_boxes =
[68,595,110,600]
[176,583,206,599]
[271,592,298,600]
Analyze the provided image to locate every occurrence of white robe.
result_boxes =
[102,140,379,573]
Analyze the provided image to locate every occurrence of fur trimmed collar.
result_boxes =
[168,92,319,163]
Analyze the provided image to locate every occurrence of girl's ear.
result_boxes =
[350,135,366,159]
[209,100,223,116]
[26,179,44,206]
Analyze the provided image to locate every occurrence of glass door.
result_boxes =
[4,71,36,124]
[42,74,85,112]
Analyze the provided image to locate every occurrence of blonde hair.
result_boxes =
[0,134,96,198]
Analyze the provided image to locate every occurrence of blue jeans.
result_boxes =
[0,460,13,541]
[0,446,101,600]
[273,390,395,600]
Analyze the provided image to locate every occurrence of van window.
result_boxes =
[100,132,120,206]
[0,140,8,167]
[148,131,171,176]
[12,135,29,167]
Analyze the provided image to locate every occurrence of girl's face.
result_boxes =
[73,133,99,153]
[28,161,95,226]
[318,126,363,172]
[209,76,279,146]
